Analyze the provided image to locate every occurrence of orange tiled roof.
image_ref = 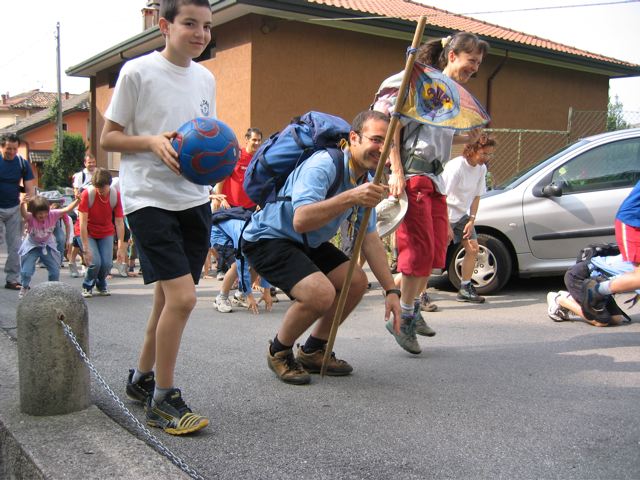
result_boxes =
[307,0,635,67]
[1,90,58,110]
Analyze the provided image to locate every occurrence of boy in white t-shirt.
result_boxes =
[442,134,496,304]
[100,0,215,435]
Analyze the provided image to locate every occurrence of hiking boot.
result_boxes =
[420,291,438,312]
[126,369,155,404]
[231,291,249,308]
[81,288,93,298]
[385,314,421,354]
[267,341,310,385]
[457,283,485,303]
[581,279,611,326]
[413,308,436,337]
[546,291,570,322]
[214,295,233,313]
[295,344,353,376]
[145,388,209,435]
[69,263,80,278]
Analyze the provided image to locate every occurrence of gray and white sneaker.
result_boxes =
[69,263,80,278]
[413,306,436,337]
[457,282,485,303]
[546,291,570,322]
[386,314,421,354]
[231,291,249,308]
[115,262,128,278]
[214,295,233,313]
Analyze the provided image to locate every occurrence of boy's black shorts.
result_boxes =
[127,203,211,285]
[242,238,348,296]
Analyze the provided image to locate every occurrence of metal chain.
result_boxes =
[58,317,206,480]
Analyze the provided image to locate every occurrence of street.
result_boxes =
[1,257,639,479]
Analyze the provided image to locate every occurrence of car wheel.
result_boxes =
[447,233,512,295]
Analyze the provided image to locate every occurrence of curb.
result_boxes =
[0,332,188,479]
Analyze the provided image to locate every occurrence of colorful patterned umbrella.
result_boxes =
[373,62,490,131]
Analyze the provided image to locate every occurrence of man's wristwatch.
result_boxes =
[385,288,401,297]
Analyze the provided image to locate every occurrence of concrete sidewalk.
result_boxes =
[0,306,187,479]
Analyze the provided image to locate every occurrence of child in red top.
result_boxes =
[78,168,126,298]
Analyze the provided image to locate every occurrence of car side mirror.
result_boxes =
[541,182,563,197]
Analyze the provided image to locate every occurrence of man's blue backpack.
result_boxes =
[243,111,351,208]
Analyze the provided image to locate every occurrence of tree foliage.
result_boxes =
[41,132,87,190]
[607,95,630,132]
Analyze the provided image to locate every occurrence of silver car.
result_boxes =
[446,128,640,294]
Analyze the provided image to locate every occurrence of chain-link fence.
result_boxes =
[450,108,639,188]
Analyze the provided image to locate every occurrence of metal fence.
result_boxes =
[450,108,638,188]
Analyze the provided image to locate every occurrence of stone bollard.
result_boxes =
[16,281,91,415]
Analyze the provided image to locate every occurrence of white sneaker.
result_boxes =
[231,291,249,308]
[69,263,80,278]
[547,291,570,322]
[96,288,111,296]
[115,262,128,278]
[82,288,93,298]
[215,295,233,313]
[18,287,29,299]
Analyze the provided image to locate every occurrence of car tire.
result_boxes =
[447,233,512,295]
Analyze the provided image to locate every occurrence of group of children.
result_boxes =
[16,168,132,299]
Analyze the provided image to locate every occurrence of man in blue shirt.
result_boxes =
[242,110,401,385]
[0,134,36,290]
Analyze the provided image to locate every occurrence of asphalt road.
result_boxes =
[1,257,639,480]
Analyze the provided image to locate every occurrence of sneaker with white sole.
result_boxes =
[231,291,249,308]
[413,306,436,337]
[386,314,421,354]
[96,288,111,296]
[81,288,93,298]
[69,263,80,278]
[214,295,233,313]
[457,282,485,303]
[546,291,570,322]
[115,262,128,278]
[18,286,30,299]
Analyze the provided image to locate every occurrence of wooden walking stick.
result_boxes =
[320,15,427,377]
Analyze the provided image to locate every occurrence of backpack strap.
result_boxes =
[87,186,96,208]
[237,218,252,293]
[109,188,118,209]
[325,148,345,199]
[18,156,28,178]
[87,185,118,209]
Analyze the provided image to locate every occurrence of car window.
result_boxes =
[551,137,640,193]
[494,140,588,190]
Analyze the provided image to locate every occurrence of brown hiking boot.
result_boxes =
[267,341,310,385]
[295,345,353,376]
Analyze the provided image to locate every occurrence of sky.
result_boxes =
[1,0,639,115]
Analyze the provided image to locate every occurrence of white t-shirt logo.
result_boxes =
[200,100,210,116]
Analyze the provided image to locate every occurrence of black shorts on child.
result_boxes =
[127,203,211,285]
